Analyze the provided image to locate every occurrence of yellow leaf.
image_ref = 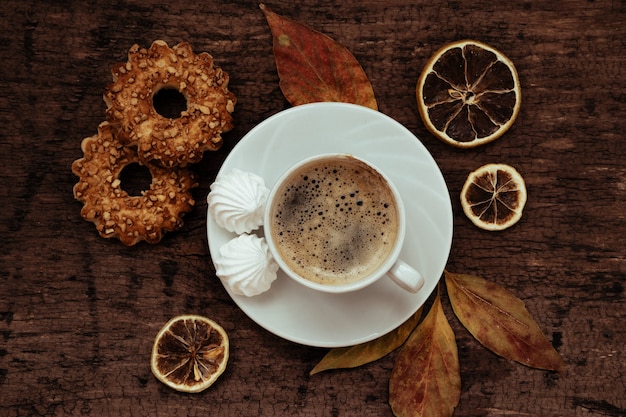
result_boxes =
[445,270,566,371]
[389,288,460,417]
[310,308,422,375]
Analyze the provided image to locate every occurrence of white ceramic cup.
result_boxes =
[263,153,424,294]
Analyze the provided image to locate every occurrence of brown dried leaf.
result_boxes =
[260,4,378,110]
[310,308,422,375]
[444,270,566,371]
[389,288,460,417]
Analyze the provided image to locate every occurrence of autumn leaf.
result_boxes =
[310,308,422,375]
[260,3,378,110]
[389,287,460,417]
[444,270,566,371]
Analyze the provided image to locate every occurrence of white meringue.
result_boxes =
[214,234,279,297]
[207,169,269,234]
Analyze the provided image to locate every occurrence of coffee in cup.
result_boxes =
[264,154,423,293]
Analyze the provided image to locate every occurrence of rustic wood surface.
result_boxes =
[1,0,625,416]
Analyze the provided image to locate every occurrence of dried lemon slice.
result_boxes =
[417,40,521,148]
[460,163,527,231]
[151,315,229,393]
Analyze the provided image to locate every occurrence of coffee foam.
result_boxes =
[269,156,399,285]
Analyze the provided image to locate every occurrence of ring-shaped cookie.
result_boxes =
[72,122,198,245]
[104,40,236,167]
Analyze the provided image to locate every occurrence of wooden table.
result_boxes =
[1,1,625,416]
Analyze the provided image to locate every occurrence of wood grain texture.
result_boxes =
[1,0,625,416]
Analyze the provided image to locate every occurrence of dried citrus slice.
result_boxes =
[151,315,229,393]
[460,163,527,231]
[417,40,521,148]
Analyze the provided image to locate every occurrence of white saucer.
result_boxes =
[206,102,453,348]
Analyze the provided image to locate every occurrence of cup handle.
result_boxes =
[388,260,424,293]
